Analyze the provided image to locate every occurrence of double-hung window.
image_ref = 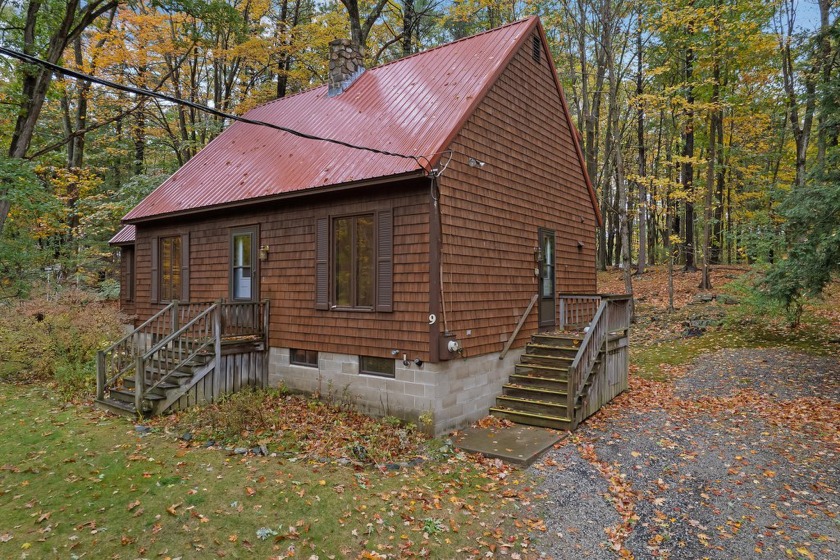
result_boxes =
[315,210,392,312]
[151,234,189,302]
[334,215,374,308]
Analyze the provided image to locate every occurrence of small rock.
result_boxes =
[135,425,152,433]
[683,326,705,338]
[204,440,215,448]
[385,463,400,471]
[234,447,248,455]
[408,457,424,467]
[181,432,193,442]
[259,444,269,456]
[251,446,263,456]
[351,444,368,462]
[337,458,351,466]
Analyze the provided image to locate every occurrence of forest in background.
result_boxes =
[0,0,837,320]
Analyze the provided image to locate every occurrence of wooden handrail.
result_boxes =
[98,300,268,414]
[97,301,178,400]
[500,294,539,360]
[141,306,217,396]
[565,296,633,427]
[566,299,608,427]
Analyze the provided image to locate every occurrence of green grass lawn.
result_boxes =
[0,386,539,559]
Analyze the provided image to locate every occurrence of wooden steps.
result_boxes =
[490,332,585,430]
[94,343,216,418]
[96,301,268,419]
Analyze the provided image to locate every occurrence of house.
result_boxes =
[101,17,630,434]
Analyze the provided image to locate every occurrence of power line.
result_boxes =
[0,45,425,167]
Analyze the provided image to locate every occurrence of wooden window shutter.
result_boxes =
[376,210,393,312]
[180,233,190,301]
[150,236,159,303]
[315,217,329,310]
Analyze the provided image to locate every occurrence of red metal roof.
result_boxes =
[123,18,540,222]
[109,224,136,245]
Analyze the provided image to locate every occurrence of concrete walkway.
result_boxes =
[453,424,565,465]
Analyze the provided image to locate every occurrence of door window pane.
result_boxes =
[232,233,252,300]
[542,234,555,297]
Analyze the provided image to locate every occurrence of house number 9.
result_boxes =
[428,314,437,325]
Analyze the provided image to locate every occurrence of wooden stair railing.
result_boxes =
[134,302,220,413]
[500,294,539,360]
[565,295,632,429]
[96,300,215,402]
[97,300,269,416]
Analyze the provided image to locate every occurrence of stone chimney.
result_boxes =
[328,38,364,97]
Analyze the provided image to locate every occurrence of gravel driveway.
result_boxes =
[529,349,840,559]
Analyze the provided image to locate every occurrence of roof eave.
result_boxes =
[123,169,428,225]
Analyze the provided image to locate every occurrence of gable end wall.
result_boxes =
[438,31,598,358]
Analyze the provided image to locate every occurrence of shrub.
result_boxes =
[0,288,126,399]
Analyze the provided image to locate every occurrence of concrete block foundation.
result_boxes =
[268,347,524,435]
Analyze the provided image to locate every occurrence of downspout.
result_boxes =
[428,174,442,363]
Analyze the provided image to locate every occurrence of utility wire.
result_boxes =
[0,45,426,167]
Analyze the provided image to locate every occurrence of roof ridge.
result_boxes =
[368,16,536,72]
[253,17,536,111]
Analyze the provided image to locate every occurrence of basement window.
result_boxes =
[290,349,318,367]
[359,356,395,378]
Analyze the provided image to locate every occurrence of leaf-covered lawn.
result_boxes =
[0,386,542,559]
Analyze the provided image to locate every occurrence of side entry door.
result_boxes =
[538,228,556,330]
[231,226,259,301]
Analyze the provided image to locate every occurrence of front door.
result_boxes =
[231,226,259,301]
[538,228,556,329]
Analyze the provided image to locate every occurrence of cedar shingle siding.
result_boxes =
[437,32,597,358]
[132,181,430,360]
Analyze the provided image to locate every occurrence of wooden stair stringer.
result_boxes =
[152,357,217,415]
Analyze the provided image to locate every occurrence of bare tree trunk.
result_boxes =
[778,0,816,188]
[682,42,697,272]
[700,112,715,290]
[402,0,415,56]
[700,6,722,290]
[0,200,9,236]
[340,0,390,51]
[604,0,633,307]
[711,107,725,264]
[133,100,146,175]
[635,6,647,275]
[816,0,833,162]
